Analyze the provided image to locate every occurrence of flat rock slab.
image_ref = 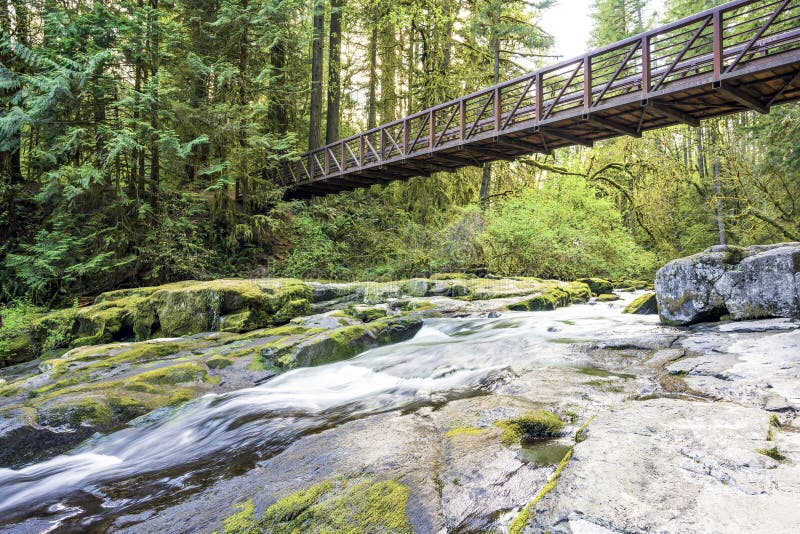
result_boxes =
[673,326,800,410]
[530,399,800,533]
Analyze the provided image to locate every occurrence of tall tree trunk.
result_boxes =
[710,124,726,245]
[696,126,706,182]
[367,17,378,130]
[325,0,343,145]
[378,15,397,123]
[184,0,215,184]
[308,0,325,151]
[270,40,289,134]
[237,0,250,207]
[148,0,160,213]
[480,38,500,204]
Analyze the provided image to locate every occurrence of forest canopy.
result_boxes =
[1,0,798,306]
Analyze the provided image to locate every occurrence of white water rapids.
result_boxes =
[0,294,660,530]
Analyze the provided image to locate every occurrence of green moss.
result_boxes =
[274,316,422,370]
[576,278,613,296]
[273,299,312,325]
[509,447,573,534]
[562,282,592,303]
[352,307,387,323]
[222,500,259,534]
[757,446,787,462]
[767,414,782,441]
[240,324,315,340]
[508,287,572,312]
[595,293,620,302]
[285,324,369,368]
[446,426,485,438]
[219,311,252,333]
[38,396,114,428]
[259,477,413,534]
[616,280,652,290]
[623,292,658,314]
[494,410,564,446]
[32,363,208,434]
[574,415,595,444]
[207,357,234,369]
[124,362,209,392]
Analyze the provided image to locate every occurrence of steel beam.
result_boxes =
[715,83,769,114]
[541,129,594,148]
[583,115,642,138]
[645,101,701,127]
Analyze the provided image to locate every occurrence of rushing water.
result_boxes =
[0,294,660,532]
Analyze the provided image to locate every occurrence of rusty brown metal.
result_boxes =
[283,0,800,199]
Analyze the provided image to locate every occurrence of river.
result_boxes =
[0,295,661,532]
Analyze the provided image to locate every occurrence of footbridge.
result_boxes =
[282,0,800,199]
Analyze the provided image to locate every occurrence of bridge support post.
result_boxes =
[713,10,723,82]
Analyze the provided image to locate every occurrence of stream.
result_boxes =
[0,295,661,532]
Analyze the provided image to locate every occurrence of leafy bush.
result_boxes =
[481,176,655,279]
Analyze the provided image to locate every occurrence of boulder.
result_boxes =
[623,292,658,315]
[576,278,614,296]
[655,243,800,325]
[263,314,424,369]
[0,279,314,367]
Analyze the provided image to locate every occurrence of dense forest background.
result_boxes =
[1,0,799,306]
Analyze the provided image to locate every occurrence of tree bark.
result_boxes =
[325,0,343,145]
[480,37,501,204]
[367,16,378,130]
[308,0,325,151]
[270,40,289,134]
[237,0,250,207]
[148,0,160,213]
[710,124,726,245]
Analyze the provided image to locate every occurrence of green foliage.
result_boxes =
[590,0,652,47]
[482,177,655,279]
[0,299,39,338]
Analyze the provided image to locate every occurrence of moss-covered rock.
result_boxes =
[1,279,315,367]
[615,279,652,291]
[351,306,387,323]
[623,292,658,314]
[577,278,614,296]
[132,279,313,338]
[0,333,37,367]
[430,273,476,280]
[267,315,423,369]
[401,278,430,297]
[508,287,572,311]
[220,476,413,534]
[596,293,621,302]
[493,410,564,446]
[562,282,592,303]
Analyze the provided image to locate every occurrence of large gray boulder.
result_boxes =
[656,242,800,325]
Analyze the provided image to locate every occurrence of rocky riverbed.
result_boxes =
[0,270,798,533]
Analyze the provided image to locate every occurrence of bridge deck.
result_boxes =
[282,0,800,199]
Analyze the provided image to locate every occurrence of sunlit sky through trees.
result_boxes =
[542,0,664,60]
